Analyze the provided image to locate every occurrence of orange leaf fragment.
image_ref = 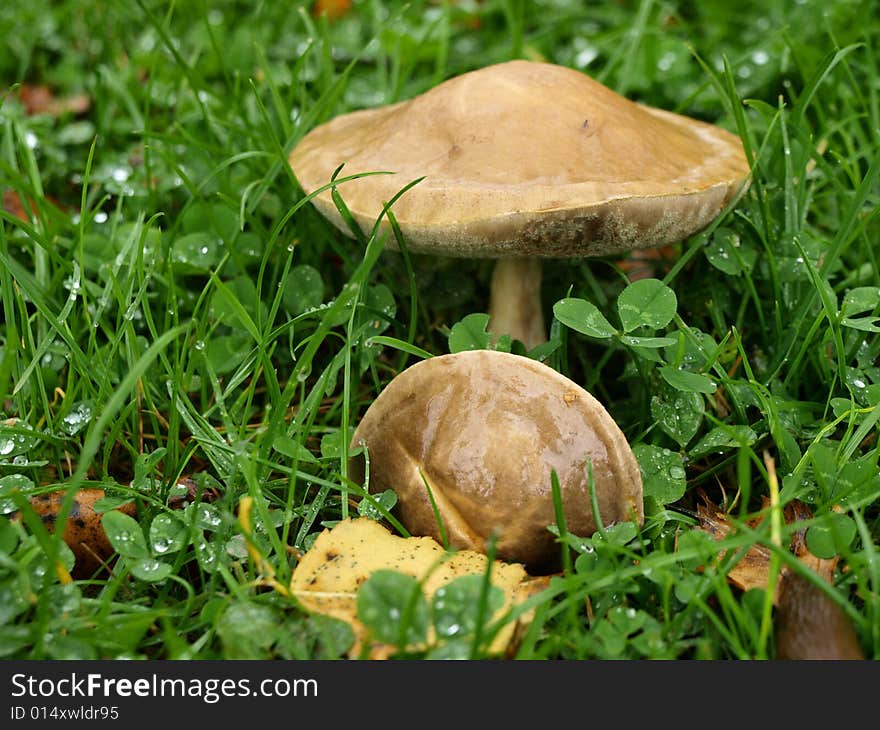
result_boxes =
[2,189,29,222]
[3,189,71,222]
[312,0,351,21]
[18,84,91,117]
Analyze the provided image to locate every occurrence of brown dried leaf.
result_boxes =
[695,500,776,598]
[18,84,91,117]
[695,498,841,604]
[2,189,29,222]
[3,189,71,222]
[289,517,545,659]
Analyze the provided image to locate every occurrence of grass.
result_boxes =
[0,0,878,660]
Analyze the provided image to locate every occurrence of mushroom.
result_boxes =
[16,488,136,578]
[289,59,750,348]
[13,478,216,579]
[347,349,643,573]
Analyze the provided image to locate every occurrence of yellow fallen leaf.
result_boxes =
[289,518,545,658]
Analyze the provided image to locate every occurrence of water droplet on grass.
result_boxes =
[124,303,144,322]
[131,557,173,582]
[193,504,222,530]
[657,52,676,71]
[61,402,93,436]
[171,233,219,272]
[575,47,599,68]
[196,538,218,571]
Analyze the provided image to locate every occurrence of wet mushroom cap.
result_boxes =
[17,488,136,578]
[289,59,750,258]
[348,350,644,572]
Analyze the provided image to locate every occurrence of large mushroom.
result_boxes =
[289,59,750,348]
[347,350,643,573]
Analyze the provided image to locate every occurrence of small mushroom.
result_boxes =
[17,488,136,578]
[289,60,750,348]
[13,477,217,579]
[347,350,643,572]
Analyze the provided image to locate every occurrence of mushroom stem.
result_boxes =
[488,257,546,349]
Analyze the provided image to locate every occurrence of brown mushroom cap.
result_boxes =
[18,488,136,578]
[348,350,644,572]
[289,59,750,258]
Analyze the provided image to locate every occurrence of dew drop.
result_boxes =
[575,47,599,68]
[657,51,676,71]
